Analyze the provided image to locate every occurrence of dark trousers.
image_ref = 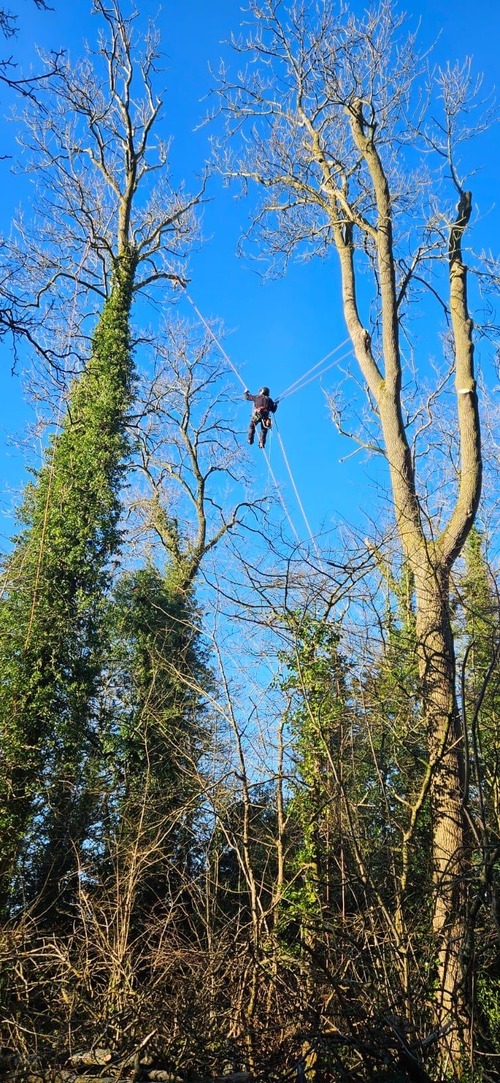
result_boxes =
[248,413,270,447]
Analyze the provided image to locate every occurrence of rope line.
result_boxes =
[182,290,307,549]
[278,337,350,401]
[285,347,354,398]
[262,446,302,547]
[274,420,321,560]
[181,287,348,567]
[183,289,248,392]
[183,288,351,408]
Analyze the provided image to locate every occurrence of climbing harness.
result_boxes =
[252,409,272,427]
[253,406,273,427]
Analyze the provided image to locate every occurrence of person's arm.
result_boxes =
[244,389,255,402]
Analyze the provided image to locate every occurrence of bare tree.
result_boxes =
[214,0,495,1071]
[0,1,62,103]
[3,0,202,370]
[130,318,259,590]
[0,0,65,347]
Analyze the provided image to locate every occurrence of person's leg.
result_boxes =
[259,420,267,448]
[248,418,256,444]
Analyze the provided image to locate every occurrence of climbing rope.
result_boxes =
[180,289,308,549]
[181,288,349,564]
[274,420,321,560]
[263,446,303,548]
[183,287,352,408]
[183,289,248,392]
[182,288,350,413]
[281,347,353,399]
[277,338,351,402]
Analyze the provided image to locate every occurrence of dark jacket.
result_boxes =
[245,390,278,416]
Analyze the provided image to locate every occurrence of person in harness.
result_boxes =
[244,386,278,448]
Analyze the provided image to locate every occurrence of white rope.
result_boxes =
[285,347,354,397]
[278,345,339,399]
[183,288,351,410]
[181,290,307,550]
[183,289,248,392]
[180,287,339,567]
[183,288,353,423]
[274,421,321,561]
[278,337,350,401]
[262,445,303,547]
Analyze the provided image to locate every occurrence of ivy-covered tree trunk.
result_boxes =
[0,253,136,913]
[72,565,212,1035]
[280,616,348,941]
[0,0,201,917]
[104,564,210,849]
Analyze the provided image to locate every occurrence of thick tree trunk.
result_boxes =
[414,562,468,1068]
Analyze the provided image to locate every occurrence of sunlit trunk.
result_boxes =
[415,563,469,1071]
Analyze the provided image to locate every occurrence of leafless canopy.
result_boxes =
[130,318,259,589]
[3,0,204,369]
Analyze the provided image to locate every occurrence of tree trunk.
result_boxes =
[414,561,468,1068]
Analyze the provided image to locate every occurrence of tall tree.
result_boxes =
[68,564,213,1047]
[216,0,493,1071]
[0,273,135,911]
[0,0,201,914]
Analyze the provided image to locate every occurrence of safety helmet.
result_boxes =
[260,386,270,395]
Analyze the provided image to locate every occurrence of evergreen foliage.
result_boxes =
[0,257,135,912]
[102,564,211,852]
[279,615,350,934]
[458,529,500,1057]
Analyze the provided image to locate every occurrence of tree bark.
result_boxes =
[414,562,468,1063]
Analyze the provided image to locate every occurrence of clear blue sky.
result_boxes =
[1,0,499,553]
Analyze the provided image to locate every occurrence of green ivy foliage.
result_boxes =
[276,592,433,1026]
[90,564,213,938]
[277,614,350,937]
[458,528,500,1055]
[0,255,135,913]
[104,564,210,801]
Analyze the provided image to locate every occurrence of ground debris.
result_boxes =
[68,1050,113,1067]
[3,1065,252,1083]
